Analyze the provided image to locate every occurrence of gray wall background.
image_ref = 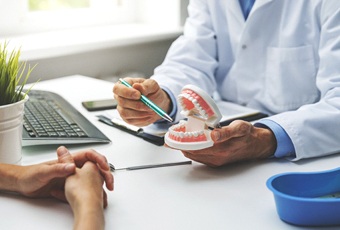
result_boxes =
[26,38,176,83]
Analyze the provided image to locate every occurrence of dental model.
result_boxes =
[164,85,222,150]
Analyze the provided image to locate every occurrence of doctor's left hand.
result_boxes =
[181,120,277,167]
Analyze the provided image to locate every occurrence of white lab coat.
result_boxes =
[152,0,340,160]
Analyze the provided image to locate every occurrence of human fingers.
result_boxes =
[113,77,146,100]
[57,146,75,164]
[57,147,113,191]
[72,149,114,191]
[24,164,75,198]
[115,96,157,126]
[114,80,158,126]
[103,190,108,208]
[99,168,114,191]
[114,79,160,112]
[211,120,252,143]
[65,162,103,193]
[181,150,220,167]
[116,106,157,126]
[64,162,105,214]
[132,79,172,114]
[113,81,141,100]
[132,78,159,96]
[115,96,155,112]
[16,164,66,198]
[82,162,106,199]
[36,163,75,180]
[40,163,76,181]
[72,149,108,169]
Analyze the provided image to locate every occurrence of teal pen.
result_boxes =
[118,78,173,122]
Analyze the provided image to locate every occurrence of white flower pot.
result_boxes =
[0,94,28,164]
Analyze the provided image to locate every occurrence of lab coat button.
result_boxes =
[242,44,247,49]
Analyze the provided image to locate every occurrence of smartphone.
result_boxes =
[82,99,118,111]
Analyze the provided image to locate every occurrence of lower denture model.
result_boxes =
[165,85,222,150]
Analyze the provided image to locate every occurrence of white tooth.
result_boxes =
[194,103,201,113]
[202,110,208,118]
[188,96,194,101]
[192,99,197,104]
[199,107,205,115]
[179,132,184,138]
[193,132,199,137]
[199,130,204,135]
[183,132,189,137]
[181,122,185,127]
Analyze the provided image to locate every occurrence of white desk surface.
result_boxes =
[1,75,340,230]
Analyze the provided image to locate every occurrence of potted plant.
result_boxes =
[0,42,35,164]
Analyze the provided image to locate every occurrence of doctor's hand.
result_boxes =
[113,77,172,127]
[181,120,277,167]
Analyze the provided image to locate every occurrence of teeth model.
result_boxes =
[165,85,222,150]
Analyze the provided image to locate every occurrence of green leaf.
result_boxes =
[0,41,37,106]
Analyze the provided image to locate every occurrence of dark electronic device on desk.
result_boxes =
[22,90,111,146]
[82,99,117,111]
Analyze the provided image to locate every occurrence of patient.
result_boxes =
[0,146,114,230]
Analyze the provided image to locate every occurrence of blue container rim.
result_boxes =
[266,167,340,203]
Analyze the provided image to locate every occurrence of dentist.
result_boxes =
[113,0,340,166]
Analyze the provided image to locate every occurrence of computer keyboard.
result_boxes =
[22,90,111,146]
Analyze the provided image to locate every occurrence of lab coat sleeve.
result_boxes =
[151,0,219,121]
[255,119,296,158]
[266,0,340,160]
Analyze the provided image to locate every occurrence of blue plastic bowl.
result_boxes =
[266,167,340,226]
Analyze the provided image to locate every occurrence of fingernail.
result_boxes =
[58,146,67,154]
[58,146,68,156]
[212,131,221,141]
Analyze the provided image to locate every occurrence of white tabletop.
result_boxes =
[1,75,339,230]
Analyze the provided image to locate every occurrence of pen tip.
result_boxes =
[164,115,173,123]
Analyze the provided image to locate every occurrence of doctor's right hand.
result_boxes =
[113,77,172,127]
